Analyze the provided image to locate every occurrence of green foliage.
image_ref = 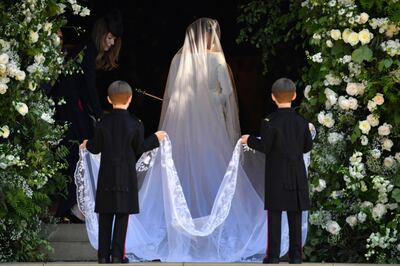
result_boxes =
[0,0,88,261]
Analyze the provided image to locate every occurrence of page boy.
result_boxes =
[80,80,166,263]
[241,78,313,264]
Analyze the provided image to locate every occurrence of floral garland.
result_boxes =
[299,0,400,263]
[0,0,88,261]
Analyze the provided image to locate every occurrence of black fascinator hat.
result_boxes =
[104,9,123,38]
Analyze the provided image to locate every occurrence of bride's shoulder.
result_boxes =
[207,52,226,64]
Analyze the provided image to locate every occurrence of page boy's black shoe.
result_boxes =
[112,256,129,263]
[263,256,280,264]
[289,258,302,264]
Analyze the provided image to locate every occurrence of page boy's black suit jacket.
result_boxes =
[87,109,159,214]
[248,108,313,211]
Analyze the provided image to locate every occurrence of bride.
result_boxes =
[76,17,308,262]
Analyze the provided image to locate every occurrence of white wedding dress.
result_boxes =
[75,18,310,262]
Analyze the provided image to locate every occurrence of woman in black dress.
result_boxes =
[53,10,123,222]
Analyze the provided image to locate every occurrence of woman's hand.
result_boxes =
[80,139,88,149]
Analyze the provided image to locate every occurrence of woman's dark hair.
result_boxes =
[91,9,123,70]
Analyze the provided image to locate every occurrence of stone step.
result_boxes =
[44,224,97,261]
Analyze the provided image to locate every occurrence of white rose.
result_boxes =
[15,70,26,81]
[0,125,10,138]
[338,96,350,110]
[0,63,6,75]
[330,29,342,40]
[366,114,379,127]
[378,123,391,136]
[325,88,337,105]
[358,29,373,45]
[319,112,335,128]
[80,7,90,17]
[382,138,393,151]
[346,83,359,96]
[367,100,377,112]
[0,53,9,64]
[359,12,369,24]
[348,32,360,46]
[395,152,400,161]
[28,81,37,91]
[304,85,311,100]
[326,220,341,235]
[359,120,371,135]
[372,203,387,221]
[346,215,357,227]
[348,97,358,110]
[360,135,368,146]
[383,156,395,168]
[342,28,352,43]
[34,54,45,64]
[315,179,327,192]
[15,102,28,116]
[0,83,7,94]
[29,31,39,43]
[52,34,61,47]
[326,40,333,47]
[43,22,52,33]
[373,93,384,105]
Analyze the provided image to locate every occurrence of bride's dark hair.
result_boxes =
[91,9,123,70]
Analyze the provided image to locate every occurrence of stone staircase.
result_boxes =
[44,223,96,261]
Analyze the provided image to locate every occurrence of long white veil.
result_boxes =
[75,18,309,262]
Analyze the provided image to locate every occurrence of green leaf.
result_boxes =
[392,188,400,203]
[352,46,373,63]
[351,125,361,143]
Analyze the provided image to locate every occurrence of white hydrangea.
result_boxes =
[370,149,381,159]
[338,55,352,64]
[381,39,400,57]
[311,52,323,63]
[40,112,55,124]
[357,212,367,223]
[328,132,343,144]
[372,203,387,221]
[324,73,342,86]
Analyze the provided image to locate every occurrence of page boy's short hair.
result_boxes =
[108,80,132,104]
[271,78,296,103]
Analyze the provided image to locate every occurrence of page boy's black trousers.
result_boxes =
[267,210,302,261]
[98,213,129,261]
